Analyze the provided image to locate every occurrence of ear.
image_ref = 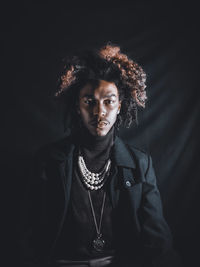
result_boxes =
[117,101,121,114]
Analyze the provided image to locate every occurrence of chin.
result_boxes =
[96,128,110,136]
[90,128,108,137]
[96,132,106,137]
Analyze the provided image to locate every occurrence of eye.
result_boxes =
[84,98,95,105]
[105,99,115,104]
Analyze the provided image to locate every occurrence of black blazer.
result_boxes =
[20,135,181,267]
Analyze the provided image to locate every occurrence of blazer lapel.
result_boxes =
[110,136,143,235]
[62,144,75,211]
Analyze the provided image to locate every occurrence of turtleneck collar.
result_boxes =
[74,126,115,173]
[79,126,115,151]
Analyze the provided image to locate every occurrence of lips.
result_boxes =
[90,120,109,128]
[97,121,108,128]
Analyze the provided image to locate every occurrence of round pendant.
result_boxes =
[93,236,105,252]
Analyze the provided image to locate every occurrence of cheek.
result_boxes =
[109,108,119,123]
[79,107,90,121]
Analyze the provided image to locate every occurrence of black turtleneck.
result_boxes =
[75,126,115,173]
[54,126,117,261]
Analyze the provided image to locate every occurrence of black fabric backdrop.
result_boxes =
[3,1,200,266]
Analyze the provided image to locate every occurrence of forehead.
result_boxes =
[79,80,119,98]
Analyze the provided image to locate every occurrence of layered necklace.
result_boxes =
[78,153,111,190]
[78,152,111,251]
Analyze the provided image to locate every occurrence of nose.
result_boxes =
[93,102,106,117]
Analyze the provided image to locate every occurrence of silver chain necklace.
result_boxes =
[88,190,106,252]
[78,154,111,190]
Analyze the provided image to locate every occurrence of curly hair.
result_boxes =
[55,43,147,129]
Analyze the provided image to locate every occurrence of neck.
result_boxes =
[80,127,114,150]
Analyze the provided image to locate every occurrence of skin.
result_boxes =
[78,80,121,136]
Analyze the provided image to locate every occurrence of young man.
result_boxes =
[20,44,180,267]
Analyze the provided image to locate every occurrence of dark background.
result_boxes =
[3,1,200,266]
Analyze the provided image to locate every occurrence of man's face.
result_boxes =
[78,80,121,136]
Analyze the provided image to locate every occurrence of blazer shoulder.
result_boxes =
[126,144,149,161]
[126,144,151,174]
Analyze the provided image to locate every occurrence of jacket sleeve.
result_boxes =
[140,154,182,267]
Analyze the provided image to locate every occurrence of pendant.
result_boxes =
[93,235,105,252]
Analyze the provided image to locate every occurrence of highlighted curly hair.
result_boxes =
[55,43,147,129]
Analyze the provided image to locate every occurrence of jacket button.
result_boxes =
[125,180,132,187]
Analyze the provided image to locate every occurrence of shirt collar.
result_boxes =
[112,136,136,169]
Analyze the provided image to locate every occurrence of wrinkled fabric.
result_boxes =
[20,135,181,267]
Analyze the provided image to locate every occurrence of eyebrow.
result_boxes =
[82,94,117,99]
